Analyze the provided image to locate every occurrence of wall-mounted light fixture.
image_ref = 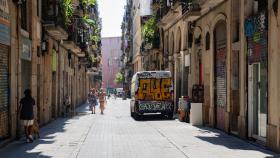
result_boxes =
[41,39,48,54]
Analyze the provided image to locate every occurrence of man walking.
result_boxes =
[19,89,35,143]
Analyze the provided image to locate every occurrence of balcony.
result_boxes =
[181,1,201,15]
[141,34,160,53]
[181,1,202,21]
[67,18,90,49]
[62,41,82,56]
[42,0,68,40]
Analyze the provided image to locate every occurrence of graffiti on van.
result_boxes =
[136,78,172,101]
[138,101,173,111]
[137,72,171,79]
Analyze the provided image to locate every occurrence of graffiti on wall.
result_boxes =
[216,47,227,107]
[247,32,267,64]
[137,78,172,101]
[216,47,226,78]
[245,12,267,38]
[138,101,173,111]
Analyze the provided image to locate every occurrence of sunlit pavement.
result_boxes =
[0,98,279,158]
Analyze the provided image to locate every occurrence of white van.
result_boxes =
[130,71,174,119]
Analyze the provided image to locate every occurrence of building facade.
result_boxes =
[101,37,123,92]
[131,0,143,72]
[0,0,101,146]
[149,0,280,153]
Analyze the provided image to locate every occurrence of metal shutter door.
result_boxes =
[215,45,227,130]
[0,44,9,139]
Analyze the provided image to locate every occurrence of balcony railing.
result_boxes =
[67,18,91,50]
[42,0,65,27]
[152,34,160,49]
[181,0,201,15]
[141,34,160,52]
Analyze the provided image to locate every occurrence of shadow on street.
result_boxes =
[0,104,90,158]
[194,126,280,158]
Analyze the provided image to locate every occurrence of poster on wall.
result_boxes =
[0,0,10,46]
[21,36,32,61]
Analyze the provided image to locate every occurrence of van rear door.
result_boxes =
[136,78,172,101]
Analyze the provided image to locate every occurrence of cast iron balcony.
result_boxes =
[42,0,65,27]
[181,0,201,15]
[41,0,68,40]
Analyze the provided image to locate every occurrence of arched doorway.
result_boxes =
[193,27,202,85]
[214,21,227,130]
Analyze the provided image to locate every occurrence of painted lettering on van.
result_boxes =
[137,78,172,101]
[138,102,173,111]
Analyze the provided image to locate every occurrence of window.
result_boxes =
[256,0,268,12]
[205,32,210,50]
[37,0,41,17]
[21,0,28,30]
[37,46,40,57]
[188,32,193,48]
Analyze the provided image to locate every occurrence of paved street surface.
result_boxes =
[0,98,279,158]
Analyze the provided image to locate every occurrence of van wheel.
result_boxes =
[133,113,140,120]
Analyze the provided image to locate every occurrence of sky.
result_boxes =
[98,0,126,38]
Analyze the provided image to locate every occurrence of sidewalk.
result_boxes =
[0,103,94,158]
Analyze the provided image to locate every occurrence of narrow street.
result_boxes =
[0,99,278,158]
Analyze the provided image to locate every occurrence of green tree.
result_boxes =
[114,72,124,84]
[82,0,96,6]
[60,0,74,25]
[142,16,156,43]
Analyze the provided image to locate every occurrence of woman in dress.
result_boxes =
[98,88,107,115]
[88,88,97,114]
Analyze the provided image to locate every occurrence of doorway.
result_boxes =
[37,64,41,125]
[214,21,227,131]
[248,63,267,141]
[230,50,240,134]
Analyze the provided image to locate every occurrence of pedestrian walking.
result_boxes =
[19,89,35,143]
[88,88,98,114]
[63,95,71,117]
[107,93,111,99]
[98,88,107,115]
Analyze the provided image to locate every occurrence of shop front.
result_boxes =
[0,0,10,141]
